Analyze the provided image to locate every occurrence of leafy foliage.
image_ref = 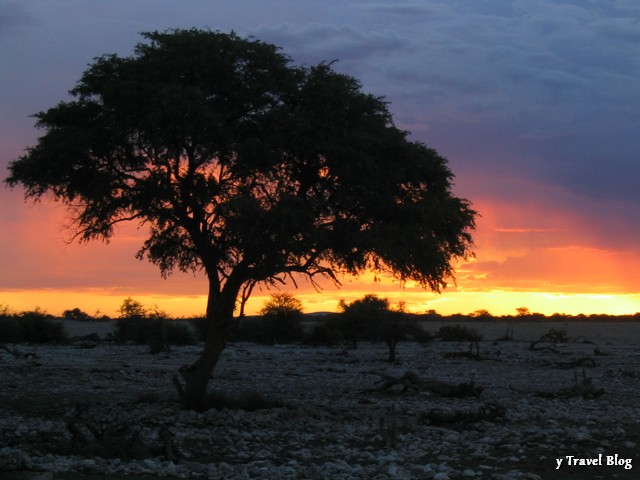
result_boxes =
[338,294,427,361]
[6,28,475,295]
[0,308,68,344]
[117,298,148,320]
[62,308,94,321]
[256,292,304,343]
[115,298,195,349]
[5,29,476,406]
[259,292,303,317]
[437,324,483,342]
[339,294,391,345]
[304,315,345,346]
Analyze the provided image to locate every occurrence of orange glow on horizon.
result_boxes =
[2,286,640,319]
[3,179,640,319]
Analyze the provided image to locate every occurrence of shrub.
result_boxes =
[62,308,94,321]
[116,317,195,348]
[257,292,305,343]
[21,312,68,343]
[437,324,483,342]
[114,298,195,350]
[163,320,196,345]
[227,315,304,344]
[192,316,254,343]
[437,324,483,356]
[116,317,158,345]
[338,294,391,345]
[259,314,304,343]
[402,320,434,343]
[0,316,22,343]
[192,293,306,344]
[303,319,344,346]
[190,316,208,341]
[0,309,68,344]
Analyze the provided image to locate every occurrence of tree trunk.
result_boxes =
[181,324,228,410]
[387,338,397,363]
[180,281,237,410]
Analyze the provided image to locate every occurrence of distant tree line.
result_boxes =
[1,298,639,350]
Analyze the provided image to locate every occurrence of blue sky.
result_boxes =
[1,0,639,316]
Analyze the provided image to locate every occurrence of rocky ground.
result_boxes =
[1,321,639,479]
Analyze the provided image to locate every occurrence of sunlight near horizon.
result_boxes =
[2,288,640,318]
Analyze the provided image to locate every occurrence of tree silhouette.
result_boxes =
[5,29,476,409]
[259,292,304,318]
[257,292,304,344]
[339,294,391,348]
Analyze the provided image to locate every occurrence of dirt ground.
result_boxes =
[1,320,639,479]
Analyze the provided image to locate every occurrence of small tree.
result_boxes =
[116,298,171,352]
[118,297,147,319]
[256,292,304,343]
[384,302,412,363]
[469,309,492,319]
[339,294,390,347]
[260,292,303,318]
[62,308,94,321]
[339,294,408,362]
[437,324,483,355]
[6,29,476,409]
[17,308,68,344]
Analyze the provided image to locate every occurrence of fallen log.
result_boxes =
[362,370,422,392]
[443,351,484,360]
[510,370,604,399]
[363,370,483,397]
[422,402,506,426]
[546,357,597,369]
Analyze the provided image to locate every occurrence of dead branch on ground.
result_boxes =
[363,370,483,397]
[444,350,484,360]
[529,328,570,353]
[422,402,506,426]
[544,357,597,369]
[510,369,604,399]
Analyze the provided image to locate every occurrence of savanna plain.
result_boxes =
[1,318,640,480]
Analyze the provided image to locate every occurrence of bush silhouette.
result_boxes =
[0,317,22,343]
[115,299,195,350]
[0,309,68,344]
[304,316,345,346]
[257,293,305,344]
[437,324,483,342]
[437,324,482,355]
[62,308,94,321]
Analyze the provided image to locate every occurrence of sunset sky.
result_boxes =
[1,0,639,318]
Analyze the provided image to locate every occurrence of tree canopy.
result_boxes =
[260,292,304,318]
[5,29,476,408]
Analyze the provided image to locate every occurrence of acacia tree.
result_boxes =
[338,294,390,348]
[257,292,304,344]
[5,29,476,409]
[339,293,409,362]
[259,292,304,318]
